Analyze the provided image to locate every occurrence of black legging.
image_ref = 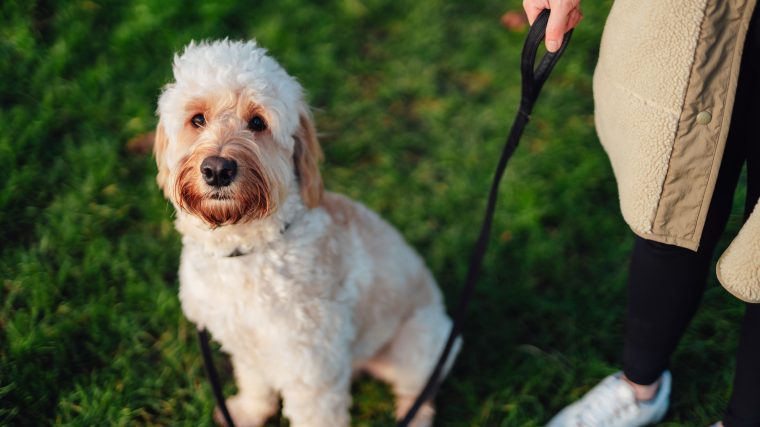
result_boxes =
[621,9,760,427]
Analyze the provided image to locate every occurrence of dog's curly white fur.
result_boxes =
[154,39,460,427]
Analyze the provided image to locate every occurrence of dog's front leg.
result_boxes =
[278,322,353,427]
[214,355,279,427]
[280,366,352,427]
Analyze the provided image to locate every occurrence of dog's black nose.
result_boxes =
[200,156,237,187]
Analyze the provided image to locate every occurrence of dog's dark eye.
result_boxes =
[248,115,267,132]
[191,113,206,128]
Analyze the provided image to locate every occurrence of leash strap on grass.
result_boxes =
[396,9,573,427]
[197,9,572,427]
[198,328,236,427]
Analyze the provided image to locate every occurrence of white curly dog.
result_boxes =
[154,39,460,427]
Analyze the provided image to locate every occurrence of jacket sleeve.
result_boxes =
[717,200,760,303]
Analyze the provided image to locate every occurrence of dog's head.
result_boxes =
[154,40,322,227]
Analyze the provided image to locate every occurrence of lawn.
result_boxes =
[0,1,750,426]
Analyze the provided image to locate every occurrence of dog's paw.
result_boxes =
[212,394,278,427]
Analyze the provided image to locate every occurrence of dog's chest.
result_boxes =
[177,242,345,358]
[179,252,265,347]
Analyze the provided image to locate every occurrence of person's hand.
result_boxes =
[523,0,582,52]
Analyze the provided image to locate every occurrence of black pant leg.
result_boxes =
[621,163,742,385]
[724,305,760,427]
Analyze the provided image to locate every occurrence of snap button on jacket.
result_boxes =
[594,0,759,302]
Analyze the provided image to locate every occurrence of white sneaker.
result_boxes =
[546,371,671,427]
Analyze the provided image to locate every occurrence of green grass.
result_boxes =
[0,1,750,426]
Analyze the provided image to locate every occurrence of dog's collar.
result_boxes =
[225,248,249,258]
[224,221,293,258]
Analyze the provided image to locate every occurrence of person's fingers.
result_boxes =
[522,0,582,52]
[523,0,549,25]
[545,0,574,52]
[567,7,582,32]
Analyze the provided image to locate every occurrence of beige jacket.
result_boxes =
[594,0,759,302]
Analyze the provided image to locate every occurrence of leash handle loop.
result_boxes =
[520,9,574,115]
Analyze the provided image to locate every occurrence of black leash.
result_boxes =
[197,9,572,427]
[396,10,572,426]
[198,328,236,427]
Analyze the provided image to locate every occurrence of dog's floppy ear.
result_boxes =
[294,107,323,208]
[154,119,171,198]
